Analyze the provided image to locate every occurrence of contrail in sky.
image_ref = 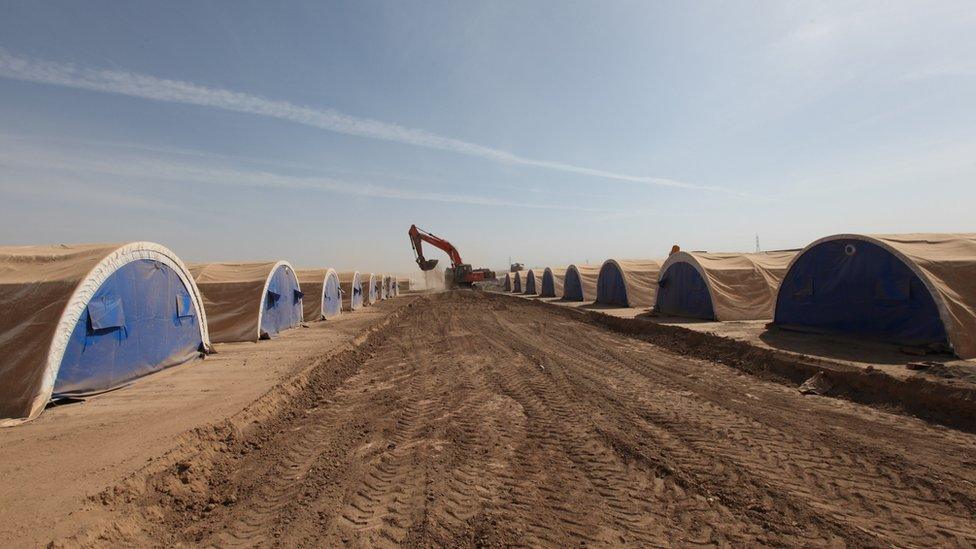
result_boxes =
[0,137,609,212]
[0,50,739,195]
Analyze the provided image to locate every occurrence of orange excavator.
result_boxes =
[408,224,496,288]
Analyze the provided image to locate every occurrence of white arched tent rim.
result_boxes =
[0,242,210,424]
[190,260,302,343]
[774,233,976,358]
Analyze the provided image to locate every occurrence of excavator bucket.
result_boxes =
[417,258,439,271]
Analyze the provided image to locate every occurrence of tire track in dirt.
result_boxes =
[82,291,976,548]
[491,298,976,547]
[207,355,404,547]
[484,313,775,546]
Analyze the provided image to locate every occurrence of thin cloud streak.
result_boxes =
[0,141,610,213]
[0,132,453,186]
[0,50,743,196]
[0,172,189,213]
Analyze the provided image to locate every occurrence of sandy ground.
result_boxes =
[0,299,408,548]
[535,296,976,383]
[31,290,976,547]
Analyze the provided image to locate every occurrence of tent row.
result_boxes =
[502,233,976,360]
[0,242,401,424]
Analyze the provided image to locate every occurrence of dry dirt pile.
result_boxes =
[67,292,976,547]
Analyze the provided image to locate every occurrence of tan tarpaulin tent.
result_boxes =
[338,271,363,311]
[774,234,976,359]
[0,242,210,424]
[658,251,796,320]
[296,268,342,320]
[541,267,566,298]
[360,272,376,305]
[596,259,662,309]
[564,264,600,301]
[190,261,302,343]
[523,269,543,295]
[374,274,384,301]
[397,277,411,294]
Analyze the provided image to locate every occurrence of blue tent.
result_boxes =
[361,273,377,305]
[0,242,209,423]
[56,259,206,395]
[656,260,715,319]
[261,263,304,337]
[501,273,512,292]
[297,268,342,321]
[191,261,303,343]
[323,269,342,317]
[594,259,660,309]
[563,264,600,301]
[523,269,542,295]
[774,235,952,350]
[656,251,796,321]
[539,267,565,298]
[339,271,363,311]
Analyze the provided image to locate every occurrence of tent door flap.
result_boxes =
[176,292,195,318]
[267,290,281,307]
[88,296,125,330]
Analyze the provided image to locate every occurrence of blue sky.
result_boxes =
[1,1,974,274]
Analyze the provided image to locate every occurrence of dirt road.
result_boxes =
[71,291,976,547]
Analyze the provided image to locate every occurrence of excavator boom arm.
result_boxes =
[408,224,463,271]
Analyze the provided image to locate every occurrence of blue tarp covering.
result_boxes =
[324,273,341,318]
[563,268,583,301]
[596,262,628,306]
[775,239,949,346]
[260,265,304,338]
[353,283,363,308]
[365,276,376,303]
[54,259,203,396]
[540,271,555,297]
[655,262,716,319]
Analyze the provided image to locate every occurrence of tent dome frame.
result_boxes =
[524,269,542,295]
[320,268,341,318]
[338,271,363,311]
[563,264,600,302]
[774,234,958,353]
[595,259,661,309]
[35,242,209,422]
[540,267,565,298]
[257,261,301,339]
[657,252,718,318]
